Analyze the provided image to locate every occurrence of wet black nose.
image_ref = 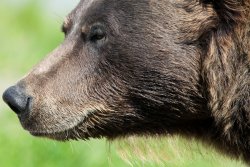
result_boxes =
[2,86,31,115]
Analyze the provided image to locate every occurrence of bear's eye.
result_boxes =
[89,25,106,42]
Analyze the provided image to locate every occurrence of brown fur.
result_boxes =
[3,0,250,164]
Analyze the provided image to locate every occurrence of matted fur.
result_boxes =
[198,0,250,161]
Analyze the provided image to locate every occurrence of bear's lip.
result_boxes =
[29,130,76,141]
[28,121,86,141]
[25,108,100,140]
[21,116,85,139]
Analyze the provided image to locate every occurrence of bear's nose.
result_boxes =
[2,86,32,115]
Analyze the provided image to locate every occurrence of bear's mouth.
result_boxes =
[25,109,101,141]
[30,129,81,141]
[28,120,90,141]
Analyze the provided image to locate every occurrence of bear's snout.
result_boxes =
[2,85,32,115]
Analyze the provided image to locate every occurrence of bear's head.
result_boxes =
[3,0,250,161]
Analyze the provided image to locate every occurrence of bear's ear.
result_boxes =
[199,0,246,25]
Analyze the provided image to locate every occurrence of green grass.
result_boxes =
[0,1,247,167]
[115,136,246,167]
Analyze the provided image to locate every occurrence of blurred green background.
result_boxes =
[0,0,247,167]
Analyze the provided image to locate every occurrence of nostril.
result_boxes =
[2,86,31,115]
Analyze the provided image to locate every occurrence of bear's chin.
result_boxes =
[19,108,104,141]
[28,123,92,141]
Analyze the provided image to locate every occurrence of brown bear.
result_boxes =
[2,0,250,163]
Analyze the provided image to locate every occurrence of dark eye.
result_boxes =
[89,26,106,42]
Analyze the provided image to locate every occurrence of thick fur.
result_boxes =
[3,0,250,163]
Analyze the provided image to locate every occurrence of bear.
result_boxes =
[2,0,250,163]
